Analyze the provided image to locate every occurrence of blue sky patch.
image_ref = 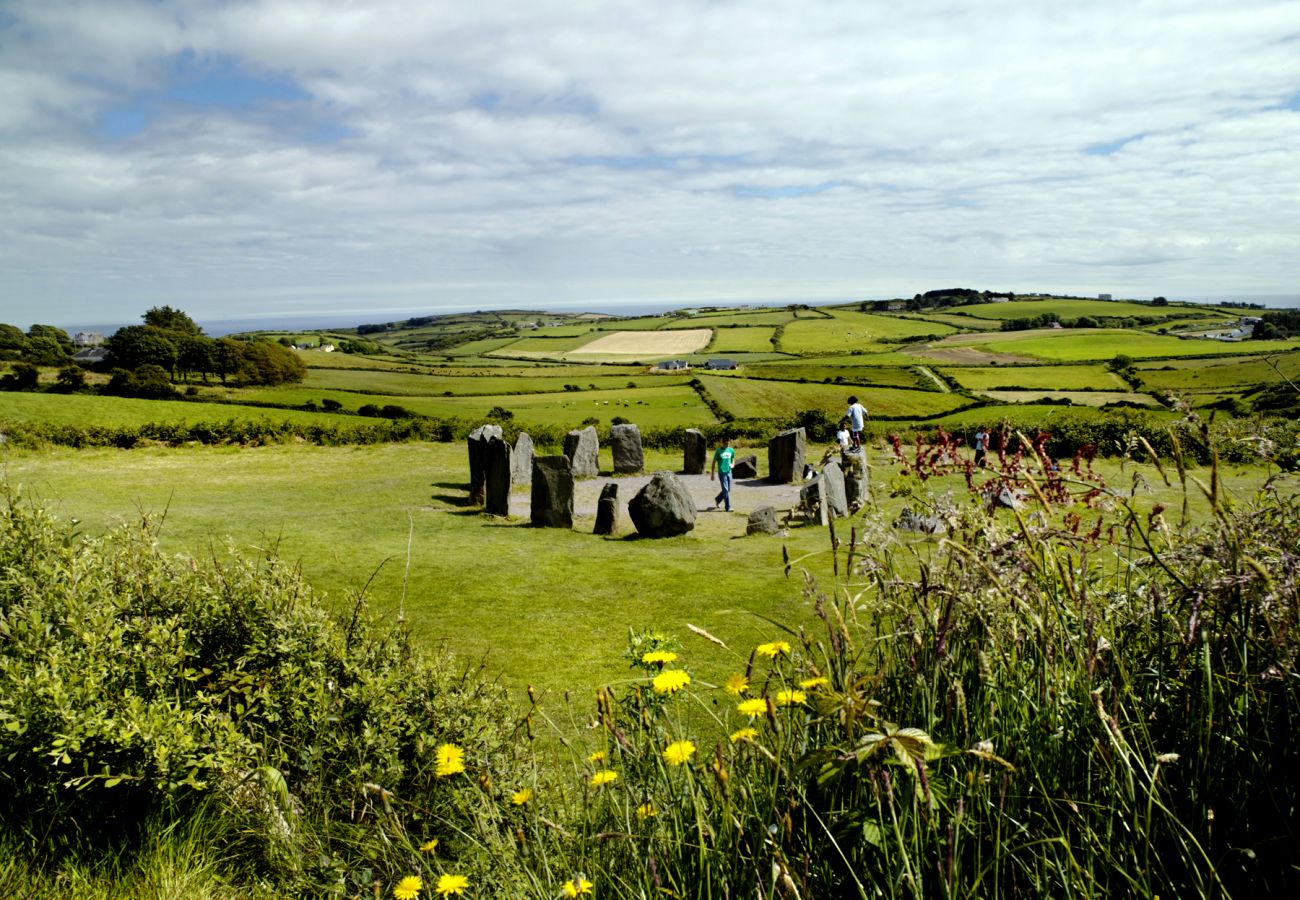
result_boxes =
[1085,133,1145,156]
[732,181,843,199]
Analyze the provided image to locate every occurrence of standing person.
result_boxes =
[974,426,989,468]
[710,435,736,512]
[845,396,868,448]
[836,418,852,453]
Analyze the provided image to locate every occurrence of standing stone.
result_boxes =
[732,454,759,479]
[468,423,504,504]
[746,506,781,535]
[563,426,600,478]
[610,424,645,474]
[767,427,806,484]
[594,483,619,535]
[531,456,574,528]
[484,436,512,516]
[628,472,697,537]
[842,450,870,511]
[821,460,849,518]
[799,476,829,526]
[512,432,535,486]
[683,429,707,475]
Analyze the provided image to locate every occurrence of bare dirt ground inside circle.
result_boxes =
[508,472,809,519]
[570,329,713,355]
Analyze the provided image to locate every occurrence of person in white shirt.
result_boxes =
[836,418,852,453]
[845,396,867,448]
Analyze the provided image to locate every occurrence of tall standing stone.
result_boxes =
[563,426,600,478]
[484,436,512,516]
[610,424,645,474]
[512,432,535,486]
[683,429,707,475]
[842,450,869,511]
[767,427,806,484]
[468,423,504,504]
[800,476,830,526]
[594,483,619,535]
[820,460,849,518]
[628,472,697,537]
[531,456,574,528]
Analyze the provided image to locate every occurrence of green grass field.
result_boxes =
[707,327,777,353]
[978,390,1160,407]
[942,364,1128,391]
[738,363,932,389]
[697,374,967,419]
[285,368,693,398]
[779,311,955,355]
[955,298,1191,320]
[1134,351,1300,391]
[0,391,348,428]
[939,328,1291,361]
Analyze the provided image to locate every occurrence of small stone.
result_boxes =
[746,506,780,535]
[594,482,619,535]
[628,472,697,537]
[732,454,759,479]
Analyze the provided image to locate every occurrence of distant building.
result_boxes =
[73,332,103,347]
[319,343,335,352]
[657,359,690,371]
[1098,293,1113,301]
[703,358,738,370]
[72,347,108,362]
[1048,322,1063,329]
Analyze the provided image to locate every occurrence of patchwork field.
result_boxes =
[978,390,1160,407]
[707,327,778,353]
[919,328,1288,362]
[697,374,967,419]
[943,364,1127,391]
[955,298,1196,320]
[571,328,712,356]
[780,311,955,355]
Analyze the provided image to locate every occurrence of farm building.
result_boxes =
[656,359,690,371]
[703,358,738,370]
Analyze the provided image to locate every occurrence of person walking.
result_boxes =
[974,426,989,468]
[846,396,868,448]
[710,435,736,512]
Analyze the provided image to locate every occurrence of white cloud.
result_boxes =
[0,0,1298,325]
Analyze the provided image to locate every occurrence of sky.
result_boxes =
[1,0,1298,329]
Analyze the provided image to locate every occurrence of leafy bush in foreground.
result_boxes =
[0,491,525,894]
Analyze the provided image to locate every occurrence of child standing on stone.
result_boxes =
[846,396,868,448]
[710,435,736,512]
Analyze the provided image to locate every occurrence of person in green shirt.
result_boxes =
[710,435,736,512]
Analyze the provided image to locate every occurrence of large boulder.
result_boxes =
[468,423,504,504]
[563,426,600,478]
[821,460,849,519]
[593,482,619,536]
[732,454,759,479]
[610,424,644,474]
[628,472,697,538]
[746,506,781,536]
[511,432,535,486]
[530,456,574,528]
[767,427,806,484]
[682,429,707,475]
[483,436,512,516]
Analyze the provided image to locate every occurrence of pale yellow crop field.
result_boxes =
[570,329,712,355]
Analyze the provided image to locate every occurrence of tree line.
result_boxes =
[0,306,305,397]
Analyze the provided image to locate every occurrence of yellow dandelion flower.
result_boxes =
[561,876,594,897]
[730,727,758,743]
[776,689,807,706]
[511,787,533,805]
[435,873,469,896]
[587,750,607,763]
[723,673,749,695]
[636,803,658,820]
[663,739,696,766]
[652,669,691,695]
[435,743,465,778]
[419,838,439,852]
[590,769,618,787]
[799,676,829,689]
[756,641,792,658]
[394,875,423,900]
[642,650,678,665]
[737,697,768,716]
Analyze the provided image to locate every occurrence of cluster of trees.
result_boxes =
[0,323,75,365]
[1252,310,1300,340]
[102,306,305,391]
